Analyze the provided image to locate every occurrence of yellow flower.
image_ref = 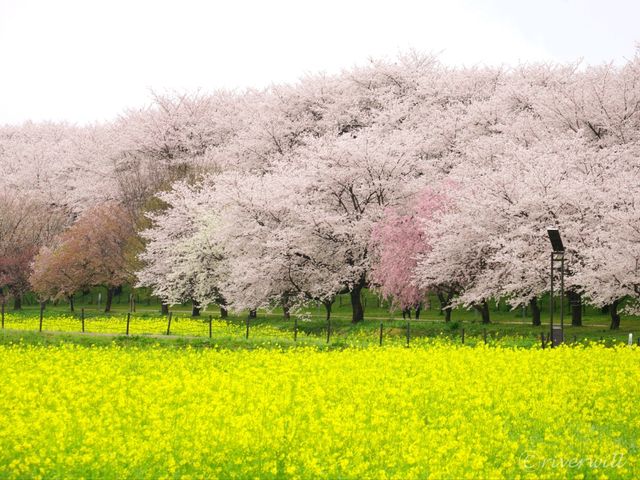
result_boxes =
[0,333,636,478]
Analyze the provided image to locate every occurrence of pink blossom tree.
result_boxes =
[0,192,69,309]
[30,203,139,312]
[369,190,447,316]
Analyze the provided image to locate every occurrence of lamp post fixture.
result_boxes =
[547,228,565,347]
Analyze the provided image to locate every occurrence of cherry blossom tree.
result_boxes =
[0,122,78,206]
[30,203,139,312]
[215,126,429,323]
[113,92,241,213]
[571,145,640,329]
[369,190,446,314]
[0,192,69,309]
[30,244,91,311]
[213,171,344,320]
[137,181,227,317]
[413,133,639,329]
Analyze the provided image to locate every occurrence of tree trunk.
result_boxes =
[220,306,228,319]
[323,299,332,322]
[105,287,114,313]
[13,294,22,310]
[191,305,200,317]
[69,295,75,313]
[529,297,541,326]
[350,283,365,323]
[415,303,422,320]
[161,303,169,315]
[437,292,446,316]
[609,299,621,330]
[437,291,453,322]
[249,309,257,319]
[567,291,582,326]
[473,300,491,324]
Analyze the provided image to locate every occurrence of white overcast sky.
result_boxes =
[0,0,638,125]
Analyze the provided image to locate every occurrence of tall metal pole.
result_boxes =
[550,252,554,343]
[547,228,566,347]
[560,254,565,335]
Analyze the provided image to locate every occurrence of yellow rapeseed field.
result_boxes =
[0,342,637,479]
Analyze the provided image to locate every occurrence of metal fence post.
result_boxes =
[406,321,410,347]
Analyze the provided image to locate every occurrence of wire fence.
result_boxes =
[1,304,639,349]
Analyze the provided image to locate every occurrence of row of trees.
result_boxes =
[1,51,639,328]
